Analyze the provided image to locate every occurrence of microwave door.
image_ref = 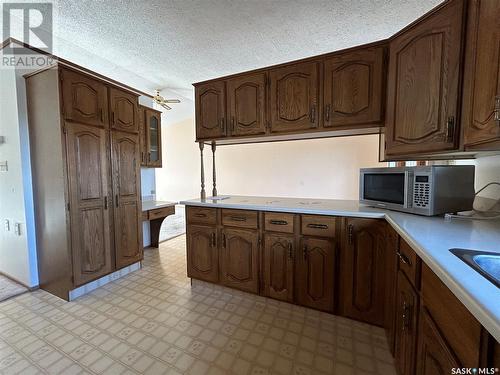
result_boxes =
[362,172,406,208]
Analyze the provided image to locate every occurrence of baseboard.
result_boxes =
[0,271,38,290]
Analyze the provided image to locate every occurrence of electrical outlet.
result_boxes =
[4,219,10,231]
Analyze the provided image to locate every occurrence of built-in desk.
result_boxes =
[142,201,176,247]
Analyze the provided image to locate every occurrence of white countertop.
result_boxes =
[181,195,500,342]
[142,200,177,212]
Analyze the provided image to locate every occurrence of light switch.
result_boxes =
[14,222,21,235]
[4,219,9,231]
[0,161,7,172]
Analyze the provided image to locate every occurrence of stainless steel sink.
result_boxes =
[450,249,500,288]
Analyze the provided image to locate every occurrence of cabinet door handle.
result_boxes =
[230,216,246,222]
[288,243,293,259]
[112,111,115,124]
[104,196,108,210]
[309,106,316,125]
[396,251,412,266]
[446,116,455,142]
[211,232,216,247]
[307,223,328,229]
[269,220,288,226]
[99,108,104,122]
[231,117,235,132]
[222,233,226,248]
[348,224,354,245]
[325,104,330,122]
[402,301,411,331]
[115,194,119,207]
[495,96,500,124]
[148,152,151,162]
[194,213,207,218]
[303,245,308,261]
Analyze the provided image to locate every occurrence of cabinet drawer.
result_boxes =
[222,209,258,229]
[264,212,294,233]
[186,207,217,225]
[397,239,421,289]
[149,206,175,220]
[141,211,149,221]
[301,215,336,237]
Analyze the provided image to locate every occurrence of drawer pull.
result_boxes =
[397,251,412,266]
[230,216,247,222]
[269,219,288,226]
[307,223,328,229]
[194,213,207,218]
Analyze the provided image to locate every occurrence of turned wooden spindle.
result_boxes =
[211,141,217,197]
[199,142,206,200]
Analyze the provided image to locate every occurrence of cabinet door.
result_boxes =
[65,123,113,285]
[385,0,464,156]
[263,234,294,302]
[269,61,320,132]
[138,106,147,166]
[340,218,386,325]
[195,81,226,139]
[61,69,108,128]
[394,271,419,375]
[296,237,334,312]
[323,46,385,128]
[110,88,139,134]
[220,228,259,293]
[416,309,460,375]
[385,226,399,355]
[462,0,500,147]
[226,73,267,136]
[111,131,143,268]
[186,225,218,283]
[146,109,162,167]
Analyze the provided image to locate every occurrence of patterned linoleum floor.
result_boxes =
[0,235,396,375]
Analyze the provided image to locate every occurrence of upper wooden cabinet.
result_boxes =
[61,69,108,128]
[323,47,385,128]
[269,61,320,132]
[195,81,226,139]
[139,105,163,168]
[110,87,139,134]
[227,73,267,136]
[385,0,465,157]
[340,218,386,326]
[462,0,500,149]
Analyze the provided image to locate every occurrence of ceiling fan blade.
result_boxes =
[164,99,181,103]
[161,103,172,110]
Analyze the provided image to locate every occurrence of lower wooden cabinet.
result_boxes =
[394,270,419,375]
[262,234,294,302]
[416,308,460,375]
[296,237,335,312]
[340,218,386,326]
[220,228,259,293]
[186,224,218,283]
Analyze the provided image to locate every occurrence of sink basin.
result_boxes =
[450,249,500,288]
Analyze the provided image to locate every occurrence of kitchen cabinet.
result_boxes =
[26,66,143,301]
[269,61,320,132]
[385,225,399,355]
[226,73,267,136]
[186,224,218,283]
[110,87,139,133]
[61,69,108,128]
[262,234,294,302]
[220,228,259,293]
[296,236,335,312]
[139,106,162,168]
[385,0,465,157]
[394,270,419,375]
[65,123,114,285]
[462,0,500,149]
[323,46,385,129]
[416,309,460,375]
[195,81,226,139]
[111,131,143,268]
[340,218,386,326]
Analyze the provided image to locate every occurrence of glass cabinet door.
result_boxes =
[146,110,162,167]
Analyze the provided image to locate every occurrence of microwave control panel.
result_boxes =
[413,175,430,208]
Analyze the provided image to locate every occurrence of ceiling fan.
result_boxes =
[152,89,180,110]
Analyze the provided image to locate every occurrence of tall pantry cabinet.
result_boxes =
[26,65,143,300]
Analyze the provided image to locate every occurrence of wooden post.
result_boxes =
[199,142,206,200]
[211,141,217,197]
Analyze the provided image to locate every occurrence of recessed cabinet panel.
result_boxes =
[263,234,294,302]
[186,224,218,283]
[463,0,500,148]
[385,0,464,156]
[61,70,108,128]
[269,61,320,132]
[227,73,267,136]
[196,81,226,139]
[324,47,385,128]
[110,88,139,133]
[65,123,113,286]
[111,131,142,268]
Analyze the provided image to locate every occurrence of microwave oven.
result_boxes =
[359,166,475,216]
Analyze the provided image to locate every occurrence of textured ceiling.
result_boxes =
[8,0,443,98]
